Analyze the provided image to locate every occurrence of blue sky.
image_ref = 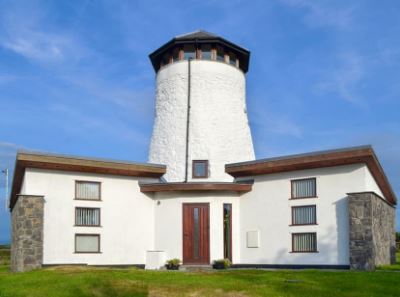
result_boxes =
[0,0,399,243]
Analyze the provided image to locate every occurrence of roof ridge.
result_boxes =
[174,30,219,39]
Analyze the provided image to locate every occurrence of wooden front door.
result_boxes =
[182,203,210,264]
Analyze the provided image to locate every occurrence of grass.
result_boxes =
[377,252,400,271]
[0,245,10,267]
[0,248,399,297]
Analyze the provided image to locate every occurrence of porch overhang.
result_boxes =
[139,181,253,193]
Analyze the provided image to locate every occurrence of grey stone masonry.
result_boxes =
[11,195,44,272]
[348,192,396,271]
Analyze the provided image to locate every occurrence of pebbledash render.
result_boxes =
[10,31,396,272]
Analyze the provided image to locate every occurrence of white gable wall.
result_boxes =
[237,163,384,265]
[364,167,384,197]
[21,168,157,265]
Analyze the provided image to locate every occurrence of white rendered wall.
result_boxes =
[153,192,240,263]
[365,167,384,197]
[149,60,255,182]
[237,164,384,266]
[21,168,157,265]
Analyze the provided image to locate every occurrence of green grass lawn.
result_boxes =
[0,249,399,297]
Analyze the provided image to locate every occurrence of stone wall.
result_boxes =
[11,195,44,272]
[348,192,396,270]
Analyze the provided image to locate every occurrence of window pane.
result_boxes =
[201,44,212,60]
[76,181,100,200]
[223,204,232,260]
[193,207,199,259]
[193,160,208,178]
[75,208,100,226]
[76,235,99,253]
[162,53,170,65]
[292,178,316,198]
[293,233,317,252]
[216,45,225,62]
[172,47,180,62]
[229,53,236,66]
[292,206,316,225]
[183,44,196,60]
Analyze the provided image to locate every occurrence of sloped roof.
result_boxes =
[175,30,219,40]
[226,145,397,205]
[10,150,166,210]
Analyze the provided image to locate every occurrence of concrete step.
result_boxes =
[180,265,213,272]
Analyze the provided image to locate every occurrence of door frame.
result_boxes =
[182,203,210,265]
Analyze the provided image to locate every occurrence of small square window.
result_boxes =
[75,181,101,200]
[292,233,317,253]
[292,205,316,225]
[192,160,208,178]
[75,207,100,227]
[75,234,100,253]
[291,178,316,199]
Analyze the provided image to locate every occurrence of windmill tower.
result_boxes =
[148,31,255,182]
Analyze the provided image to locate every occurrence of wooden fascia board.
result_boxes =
[9,153,166,210]
[225,147,397,205]
[140,183,252,193]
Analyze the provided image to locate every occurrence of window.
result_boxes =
[172,47,180,62]
[201,44,212,60]
[223,204,232,261]
[291,178,316,199]
[183,44,196,60]
[75,181,101,200]
[229,52,237,66]
[292,205,316,225]
[192,160,208,178]
[162,53,170,65]
[216,45,225,62]
[292,233,317,252]
[75,234,100,253]
[75,207,100,226]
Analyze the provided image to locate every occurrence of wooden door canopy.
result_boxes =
[140,182,253,193]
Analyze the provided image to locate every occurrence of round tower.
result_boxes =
[148,30,255,182]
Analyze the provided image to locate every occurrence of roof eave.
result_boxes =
[225,146,397,206]
[9,152,166,210]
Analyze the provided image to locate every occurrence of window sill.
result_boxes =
[74,198,102,201]
[289,196,318,200]
[290,251,319,254]
[74,252,102,254]
[74,225,102,228]
[289,224,318,227]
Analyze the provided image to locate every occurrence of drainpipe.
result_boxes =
[184,57,192,182]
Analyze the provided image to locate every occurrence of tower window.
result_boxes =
[229,52,237,66]
[216,45,225,62]
[183,44,196,60]
[201,44,212,60]
[172,47,180,62]
[192,160,208,178]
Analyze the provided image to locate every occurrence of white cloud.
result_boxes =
[313,52,366,104]
[280,0,355,29]
[251,109,302,138]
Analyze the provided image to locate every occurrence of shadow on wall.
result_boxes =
[252,225,347,265]
[334,197,350,264]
